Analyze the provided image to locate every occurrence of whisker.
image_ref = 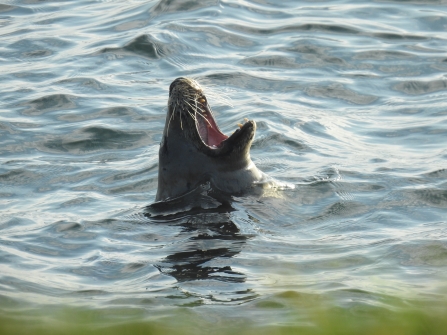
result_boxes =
[204,85,234,107]
[186,109,196,121]
[206,103,216,118]
[184,100,199,114]
[206,92,234,108]
[166,105,175,137]
[181,101,197,121]
[184,100,211,126]
[179,106,183,130]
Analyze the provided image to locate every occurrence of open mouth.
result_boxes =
[195,97,251,149]
[195,98,227,148]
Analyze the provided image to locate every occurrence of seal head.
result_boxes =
[155,77,266,201]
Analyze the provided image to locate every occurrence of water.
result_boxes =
[1,0,447,326]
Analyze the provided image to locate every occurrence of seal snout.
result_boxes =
[169,77,186,95]
[169,77,202,97]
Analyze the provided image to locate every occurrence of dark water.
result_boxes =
[1,0,447,325]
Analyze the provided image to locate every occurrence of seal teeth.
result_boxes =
[237,118,249,128]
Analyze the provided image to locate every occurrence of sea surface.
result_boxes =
[1,0,447,327]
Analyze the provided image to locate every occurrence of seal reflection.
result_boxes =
[145,188,248,285]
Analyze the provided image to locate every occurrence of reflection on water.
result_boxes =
[145,188,250,304]
[1,0,447,326]
[155,217,246,284]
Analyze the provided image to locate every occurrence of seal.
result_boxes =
[155,77,271,202]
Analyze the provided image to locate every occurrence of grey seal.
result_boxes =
[155,77,272,202]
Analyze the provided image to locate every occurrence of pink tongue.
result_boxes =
[200,114,228,147]
[207,125,228,147]
[208,132,222,147]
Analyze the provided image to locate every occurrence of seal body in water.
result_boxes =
[155,77,271,202]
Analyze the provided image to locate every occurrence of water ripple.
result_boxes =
[1,0,447,324]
